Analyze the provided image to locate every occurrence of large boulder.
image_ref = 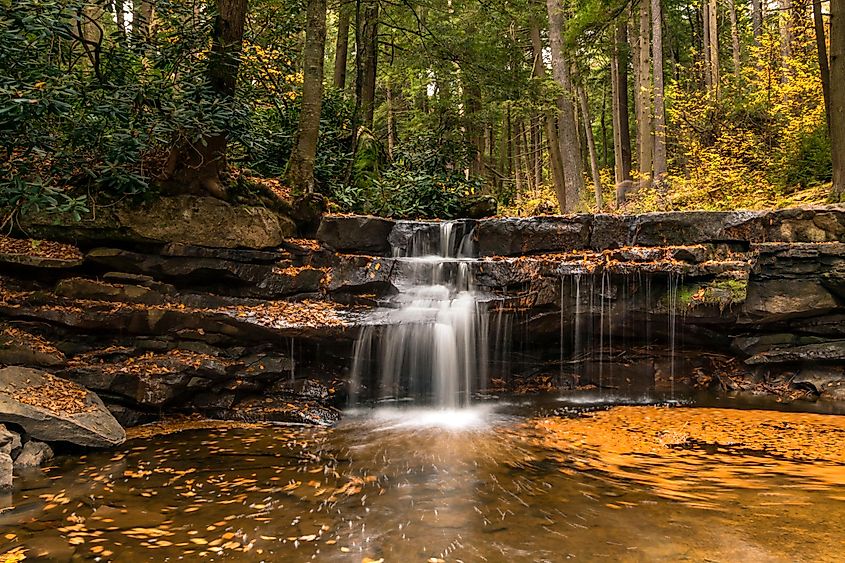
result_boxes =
[317,215,396,256]
[0,367,125,447]
[18,196,295,249]
[117,196,294,249]
[476,216,591,256]
[743,279,839,322]
[0,326,66,367]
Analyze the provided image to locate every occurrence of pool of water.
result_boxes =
[3,394,845,562]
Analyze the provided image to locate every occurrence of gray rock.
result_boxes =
[0,424,21,456]
[0,367,125,447]
[743,279,838,322]
[745,340,845,364]
[317,215,396,256]
[13,440,53,469]
[0,326,66,368]
[55,277,166,305]
[0,452,11,489]
[116,195,294,249]
[476,216,591,256]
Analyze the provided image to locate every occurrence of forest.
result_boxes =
[1,0,843,220]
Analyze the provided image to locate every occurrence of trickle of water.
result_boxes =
[667,271,680,399]
[350,221,488,407]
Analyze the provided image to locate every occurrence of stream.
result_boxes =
[3,394,845,562]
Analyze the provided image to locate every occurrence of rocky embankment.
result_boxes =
[2,198,845,485]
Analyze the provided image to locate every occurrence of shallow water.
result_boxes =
[3,396,845,562]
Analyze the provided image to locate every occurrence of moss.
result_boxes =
[674,278,748,311]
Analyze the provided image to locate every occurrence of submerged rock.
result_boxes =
[0,367,125,447]
[14,440,54,469]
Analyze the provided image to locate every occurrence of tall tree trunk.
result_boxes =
[831,0,845,200]
[728,0,742,84]
[161,0,247,199]
[752,0,763,45]
[132,0,154,42]
[780,0,793,81]
[355,0,379,130]
[814,0,832,128]
[386,78,397,159]
[531,116,543,188]
[531,21,567,209]
[577,83,603,209]
[333,4,350,89]
[636,0,653,187]
[652,0,668,186]
[546,0,584,211]
[286,0,327,194]
[611,20,633,204]
[114,0,126,40]
[706,0,720,94]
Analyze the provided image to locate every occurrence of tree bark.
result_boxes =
[286,0,327,194]
[752,0,763,45]
[652,0,668,186]
[814,0,831,128]
[728,0,742,84]
[355,0,379,130]
[780,0,793,81]
[161,0,248,199]
[706,0,720,94]
[386,78,397,160]
[636,0,653,187]
[333,4,350,89]
[611,21,633,204]
[531,21,567,209]
[132,0,154,42]
[546,0,585,211]
[831,0,845,200]
[577,83,603,209]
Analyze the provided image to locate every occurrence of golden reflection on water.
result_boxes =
[530,406,845,509]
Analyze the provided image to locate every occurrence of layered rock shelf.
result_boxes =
[2,200,845,448]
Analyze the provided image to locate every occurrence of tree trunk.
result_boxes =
[577,83,603,209]
[831,0,845,200]
[161,0,247,199]
[286,0,327,194]
[531,21,567,209]
[386,78,397,159]
[652,0,668,186]
[132,0,154,42]
[752,0,763,45]
[706,0,720,94]
[636,0,653,187]
[333,4,350,89]
[546,0,584,211]
[728,0,742,84]
[611,20,633,204]
[814,0,831,128]
[355,0,379,130]
[781,0,793,81]
[114,0,126,40]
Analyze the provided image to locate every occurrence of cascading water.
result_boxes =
[349,221,489,408]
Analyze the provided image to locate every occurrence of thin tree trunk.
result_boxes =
[708,0,720,94]
[132,0,154,42]
[531,21,567,208]
[546,0,584,211]
[831,0,844,200]
[386,79,396,160]
[652,0,668,186]
[636,0,653,187]
[728,0,742,84]
[781,0,793,81]
[703,2,712,90]
[752,0,763,45]
[532,116,543,188]
[611,20,633,204]
[114,0,126,40]
[814,0,831,128]
[355,0,379,130]
[287,0,327,194]
[577,83,603,209]
[333,4,350,89]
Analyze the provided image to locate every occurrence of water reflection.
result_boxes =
[3,403,845,561]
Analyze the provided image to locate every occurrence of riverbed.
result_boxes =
[3,395,845,562]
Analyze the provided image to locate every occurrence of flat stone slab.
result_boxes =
[0,367,125,447]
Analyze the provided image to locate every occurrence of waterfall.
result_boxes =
[349,221,488,408]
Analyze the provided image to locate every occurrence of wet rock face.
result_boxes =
[0,367,125,448]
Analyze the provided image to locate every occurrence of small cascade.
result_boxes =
[350,221,488,408]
